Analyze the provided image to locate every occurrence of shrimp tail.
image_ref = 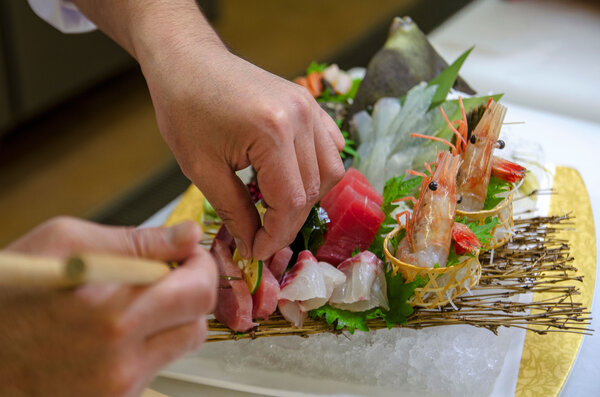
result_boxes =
[452,222,481,255]
[491,156,526,183]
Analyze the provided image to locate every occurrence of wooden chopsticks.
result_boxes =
[0,251,242,288]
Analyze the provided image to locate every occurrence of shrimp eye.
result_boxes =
[496,139,506,149]
[428,181,438,191]
[469,134,477,144]
[457,195,463,204]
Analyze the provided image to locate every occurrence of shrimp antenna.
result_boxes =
[411,132,457,155]
[424,161,434,175]
[457,97,468,152]
[406,169,428,178]
[392,196,418,205]
[439,107,466,155]
[485,97,493,111]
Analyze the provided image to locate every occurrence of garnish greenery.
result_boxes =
[380,270,424,327]
[369,175,422,259]
[483,176,512,210]
[308,269,423,333]
[455,216,500,248]
[306,61,327,74]
[309,305,374,334]
[428,47,473,110]
[300,205,330,254]
[446,245,463,267]
[338,121,360,162]
[202,198,219,222]
[318,78,361,104]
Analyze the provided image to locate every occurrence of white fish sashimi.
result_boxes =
[277,299,307,328]
[278,250,346,326]
[351,82,454,193]
[329,251,389,312]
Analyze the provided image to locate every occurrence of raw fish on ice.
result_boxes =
[329,251,389,312]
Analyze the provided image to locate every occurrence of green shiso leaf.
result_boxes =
[428,47,474,110]
[369,175,422,259]
[309,305,373,334]
[455,216,500,247]
[446,245,463,267]
[380,270,423,327]
[483,176,512,210]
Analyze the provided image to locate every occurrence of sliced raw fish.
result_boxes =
[278,299,307,328]
[252,266,280,320]
[316,197,385,266]
[330,251,389,312]
[211,239,257,332]
[321,168,383,211]
[265,246,293,283]
[280,250,345,312]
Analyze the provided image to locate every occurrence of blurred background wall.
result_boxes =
[0,0,471,246]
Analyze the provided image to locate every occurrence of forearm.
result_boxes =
[70,0,225,66]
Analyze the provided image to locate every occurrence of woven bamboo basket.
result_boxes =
[456,192,514,250]
[383,226,481,308]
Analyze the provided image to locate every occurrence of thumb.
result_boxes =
[7,217,202,262]
[192,164,260,258]
[116,221,202,262]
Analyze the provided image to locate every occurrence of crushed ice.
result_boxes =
[194,325,515,397]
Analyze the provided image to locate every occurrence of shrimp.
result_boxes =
[394,151,463,268]
[433,99,525,211]
[455,100,507,211]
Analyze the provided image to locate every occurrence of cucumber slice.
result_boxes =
[232,249,263,294]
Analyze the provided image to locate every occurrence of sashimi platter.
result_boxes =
[161,17,594,397]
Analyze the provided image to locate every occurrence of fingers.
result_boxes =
[123,247,217,337]
[5,217,201,262]
[319,108,345,152]
[252,100,344,260]
[294,113,320,205]
[192,162,261,258]
[115,221,202,262]
[142,317,207,374]
[313,116,346,198]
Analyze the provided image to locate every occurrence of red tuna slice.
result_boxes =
[316,198,385,266]
[324,184,383,225]
[321,168,383,211]
[264,246,293,283]
[211,239,257,332]
[252,266,280,320]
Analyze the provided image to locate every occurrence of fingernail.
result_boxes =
[234,238,248,258]
[167,223,194,247]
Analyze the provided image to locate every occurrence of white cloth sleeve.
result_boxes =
[27,0,96,33]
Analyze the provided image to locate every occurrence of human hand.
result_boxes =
[69,0,345,259]
[142,45,345,260]
[1,217,217,397]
